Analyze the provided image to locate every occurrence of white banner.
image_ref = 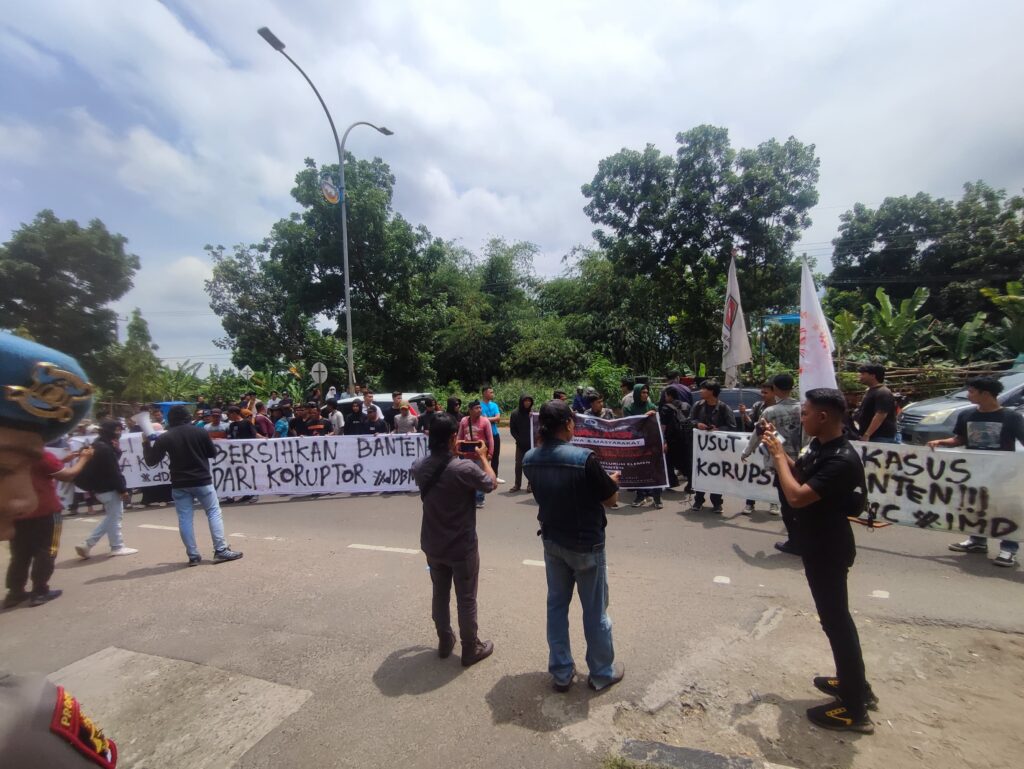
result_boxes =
[114,433,426,496]
[692,431,1023,543]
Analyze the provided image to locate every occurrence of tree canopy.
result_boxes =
[0,209,140,368]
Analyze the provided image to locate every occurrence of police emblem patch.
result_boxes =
[49,685,118,768]
[4,362,93,422]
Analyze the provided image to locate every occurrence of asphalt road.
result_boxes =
[3,453,1022,769]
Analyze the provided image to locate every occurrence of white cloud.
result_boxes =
[0,118,46,162]
[0,27,61,78]
[3,0,1024,364]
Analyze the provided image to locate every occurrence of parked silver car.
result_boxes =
[898,372,1024,444]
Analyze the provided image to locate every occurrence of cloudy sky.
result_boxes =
[2,1,1023,369]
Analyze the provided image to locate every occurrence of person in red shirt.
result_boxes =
[4,448,93,609]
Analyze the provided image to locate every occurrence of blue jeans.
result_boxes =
[967,535,1019,553]
[542,539,616,688]
[86,491,125,550]
[869,435,901,444]
[172,485,228,558]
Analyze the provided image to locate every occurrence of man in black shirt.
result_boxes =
[930,376,1024,568]
[142,405,242,566]
[225,406,258,440]
[301,402,332,437]
[416,397,439,434]
[381,391,403,432]
[763,388,875,734]
[689,379,737,514]
[288,404,309,437]
[854,364,898,443]
[524,400,623,693]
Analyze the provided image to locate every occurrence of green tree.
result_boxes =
[120,308,162,402]
[829,182,1024,325]
[581,125,819,370]
[0,210,140,366]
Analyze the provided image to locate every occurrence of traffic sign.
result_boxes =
[310,362,328,384]
[240,365,254,380]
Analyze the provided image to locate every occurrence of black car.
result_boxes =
[716,388,764,425]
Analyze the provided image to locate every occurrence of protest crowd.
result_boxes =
[3,296,1023,763]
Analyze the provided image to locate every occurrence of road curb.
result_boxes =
[619,739,798,769]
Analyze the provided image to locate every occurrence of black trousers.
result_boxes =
[803,555,868,716]
[428,549,480,648]
[6,515,59,596]
[491,433,501,475]
[514,444,528,488]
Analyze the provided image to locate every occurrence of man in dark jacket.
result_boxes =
[508,394,534,492]
[689,379,736,514]
[412,413,496,667]
[142,405,242,566]
[74,420,138,559]
[524,400,623,693]
[659,385,692,490]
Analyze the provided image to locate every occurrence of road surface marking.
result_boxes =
[138,524,180,531]
[231,532,285,541]
[871,590,890,599]
[69,517,98,523]
[713,576,731,585]
[523,559,545,567]
[348,544,421,555]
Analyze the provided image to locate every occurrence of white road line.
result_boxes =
[68,517,98,523]
[348,544,421,555]
[871,590,890,599]
[522,559,545,567]
[713,576,732,585]
[138,524,180,532]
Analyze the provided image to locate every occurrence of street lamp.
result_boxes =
[257,26,393,395]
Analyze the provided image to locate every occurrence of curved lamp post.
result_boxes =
[257,26,393,394]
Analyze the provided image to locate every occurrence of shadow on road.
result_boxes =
[859,545,1024,584]
[83,563,184,584]
[372,646,463,696]
[731,543,804,571]
[485,671,591,732]
[730,692,860,769]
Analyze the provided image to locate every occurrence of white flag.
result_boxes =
[799,259,838,392]
[721,255,752,386]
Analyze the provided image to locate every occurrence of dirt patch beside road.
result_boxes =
[608,610,1024,769]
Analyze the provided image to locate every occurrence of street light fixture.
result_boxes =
[257,26,393,395]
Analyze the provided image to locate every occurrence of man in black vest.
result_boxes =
[524,400,623,693]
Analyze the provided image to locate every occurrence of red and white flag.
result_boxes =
[799,259,837,392]
[721,254,752,386]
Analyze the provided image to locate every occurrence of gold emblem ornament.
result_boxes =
[4,362,93,422]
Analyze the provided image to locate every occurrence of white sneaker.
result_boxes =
[74,543,91,560]
[769,504,781,516]
[496,477,507,484]
[110,547,139,556]
[741,503,756,516]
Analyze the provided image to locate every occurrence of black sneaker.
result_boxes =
[993,550,1018,568]
[438,631,456,659]
[187,555,202,567]
[948,539,987,554]
[806,701,874,734]
[710,505,724,515]
[214,548,243,563]
[774,540,802,556]
[29,589,63,607]
[553,666,576,693]
[3,591,29,609]
[813,676,879,710]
